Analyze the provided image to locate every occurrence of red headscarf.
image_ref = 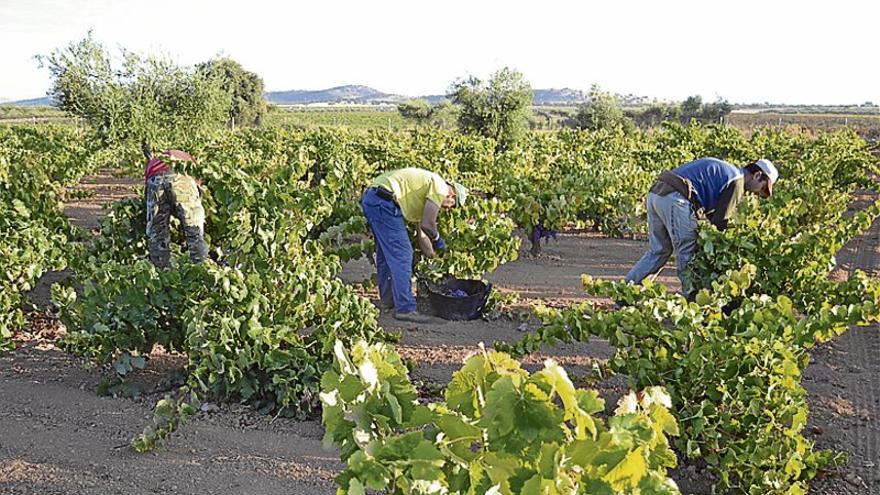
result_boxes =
[144,149,196,182]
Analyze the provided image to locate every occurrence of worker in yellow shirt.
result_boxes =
[361,168,467,323]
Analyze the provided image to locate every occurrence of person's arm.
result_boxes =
[710,177,744,231]
[419,199,441,240]
[415,225,435,259]
[415,199,441,258]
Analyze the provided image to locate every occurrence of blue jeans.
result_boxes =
[625,192,698,293]
[361,188,417,313]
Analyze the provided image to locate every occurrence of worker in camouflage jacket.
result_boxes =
[143,146,208,268]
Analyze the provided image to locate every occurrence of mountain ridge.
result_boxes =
[266,85,592,105]
[6,85,594,107]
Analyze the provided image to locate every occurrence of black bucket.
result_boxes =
[425,278,493,321]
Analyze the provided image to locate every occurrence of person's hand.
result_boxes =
[432,236,446,251]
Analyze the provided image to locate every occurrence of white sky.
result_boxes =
[0,0,877,105]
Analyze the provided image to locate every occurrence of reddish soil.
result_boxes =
[1,175,877,494]
[62,169,142,231]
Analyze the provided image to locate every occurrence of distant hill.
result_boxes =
[6,86,620,107]
[264,85,593,106]
[532,88,588,105]
[5,96,53,107]
[419,94,447,105]
[266,85,409,105]
[8,87,871,109]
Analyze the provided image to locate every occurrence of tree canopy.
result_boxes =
[573,85,635,133]
[448,67,532,151]
[679,95,732,124]
[196,58,267,128]
[38,32,230,149]
[397,99,457,128]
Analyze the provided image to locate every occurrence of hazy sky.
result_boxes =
[1,0,877,104]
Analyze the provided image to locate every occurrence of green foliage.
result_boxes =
[490,129,880,494]
[38,32,231,148]
[183,250,385,416]
[679,95,732,125]
[196,57,268,127]
[499,144,880,491]
[131,387,199,452]
[309,195,521,288]
[397,100,458,129]
[397,99,432,124]
[494,128,659,253]
[22,120,879,489]
[58,128,395,416]
[502,265,875,493]
[415,197,520,282]
[426,101,458,129]
[573,85,635,133]
[0,125,95,351]
[317,211,374,262]
[449,67,533,151]
[0,105,67,121]
[322,339,681,494]
[57,247,389,414]
[265,109,409,129]
[685,129,880,314]
[628,103,682,129]
[622,96,731,129]
[54,259,193,364]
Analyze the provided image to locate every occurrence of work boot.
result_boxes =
[393,311,444,324]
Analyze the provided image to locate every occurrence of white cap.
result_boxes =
[754,159,778,194]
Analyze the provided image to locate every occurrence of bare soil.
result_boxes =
[1,174,877,494]
[62,169,141,231]
[805,192,880,493]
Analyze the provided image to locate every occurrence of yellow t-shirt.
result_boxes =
[370,168,448,223]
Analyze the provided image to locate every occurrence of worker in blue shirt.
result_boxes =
[625,157,778,295]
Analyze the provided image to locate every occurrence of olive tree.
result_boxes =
[38,33,230,148]
[628,103,682,128]
[397,99,432,126]
[573,85,634,133]
[398,99,458,128]
[448,67,532,151]
[196,58,267,127]
[679,95,732,124]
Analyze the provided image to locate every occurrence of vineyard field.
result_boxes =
[726,112,880,141]
[264,108,409,129]
[2,123,879,494]
[3,226,878,494]
[10,106,880,141]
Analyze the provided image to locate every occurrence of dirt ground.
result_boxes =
[1,174,878,494]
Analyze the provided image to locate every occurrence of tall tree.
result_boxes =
[573,85,634,133]
[397,99,457,128]
[681,95,703,118]
[196,58,267,127]
[397,99,432,126]
[628,102,682,128]
[448,67,532,151]
[679,95,732,124]
[38,32,230,148]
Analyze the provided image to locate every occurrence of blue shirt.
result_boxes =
[672,157,743,213]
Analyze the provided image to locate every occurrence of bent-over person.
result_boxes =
[144,147,208,268]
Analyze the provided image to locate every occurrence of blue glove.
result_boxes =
[432,236,446,251]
